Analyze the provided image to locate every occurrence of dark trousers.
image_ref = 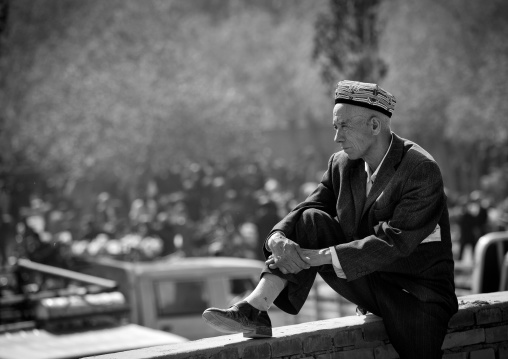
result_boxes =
[262,209,452,359]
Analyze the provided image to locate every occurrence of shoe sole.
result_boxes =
[202,311,272,338]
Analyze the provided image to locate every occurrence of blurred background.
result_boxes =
[0,0,508,354]
[1,0,507,266]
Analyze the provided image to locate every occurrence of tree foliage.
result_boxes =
[313,0,387,87]
[379,0,508,192]
[2,0,507,198]
[0,0,329,194]
[380,0,508,145]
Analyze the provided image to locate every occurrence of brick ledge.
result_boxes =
[85,291,508,359]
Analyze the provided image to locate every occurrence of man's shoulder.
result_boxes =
[394,135,443,179]
[397,135,436,164]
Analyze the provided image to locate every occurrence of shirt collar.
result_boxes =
[365,134,393,184]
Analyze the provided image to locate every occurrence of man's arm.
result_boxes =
[263,153,345,276]
[265,232,346,278]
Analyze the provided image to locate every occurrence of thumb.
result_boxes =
[296,246,312,264]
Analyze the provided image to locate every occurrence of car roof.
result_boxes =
[92,256,265,275]
[0,324,187,359]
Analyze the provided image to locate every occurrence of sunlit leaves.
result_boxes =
[1,0,329,192]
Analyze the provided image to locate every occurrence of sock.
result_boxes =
[243,274,287,311]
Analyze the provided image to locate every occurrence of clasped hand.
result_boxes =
[266,234,329,274]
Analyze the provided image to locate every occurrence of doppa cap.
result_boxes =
[334,80,396,118]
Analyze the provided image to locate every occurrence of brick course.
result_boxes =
[333,329,362,347]
[469,348,495,359]
[271,337,302,357]
[486,326,507,345]
[442,328,485,349]
[303,334,332,353]
[242,343,271,359]
[442,353,468,359]
[476,307,503,325]
[336,348,374,359]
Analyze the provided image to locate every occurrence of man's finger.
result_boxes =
[288,254,310,271]
[296,247,312,265]
[268,255,284,269]
[266,259,275,265]
[269,259,292,274]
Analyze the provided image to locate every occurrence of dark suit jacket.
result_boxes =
[270,133,458,313]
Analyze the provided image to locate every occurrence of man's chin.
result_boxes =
[343,151,358,160]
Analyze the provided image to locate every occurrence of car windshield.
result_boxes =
[155,280,208,317]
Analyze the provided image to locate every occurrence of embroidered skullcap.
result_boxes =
[334,80,396,118]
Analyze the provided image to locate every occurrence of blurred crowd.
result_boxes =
[1,156,508,271]
[0,156,323,269]
[448,190,508,262]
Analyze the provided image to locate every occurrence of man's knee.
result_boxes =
[300,208,333,225]
[297,209,327,243]
[296,209,344,248]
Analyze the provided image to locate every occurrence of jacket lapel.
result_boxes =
[337,159,365,239]
[350,163,367,230]
[361,134,404,217]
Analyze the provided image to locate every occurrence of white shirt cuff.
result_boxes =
[329,246,347,279]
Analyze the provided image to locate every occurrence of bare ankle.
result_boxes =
[244,298,270,311]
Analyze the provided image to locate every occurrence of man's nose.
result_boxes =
[334,129,343,143]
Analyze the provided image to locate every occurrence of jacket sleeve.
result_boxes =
[335,159,446,281]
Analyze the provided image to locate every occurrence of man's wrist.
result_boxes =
[318,248,332,265]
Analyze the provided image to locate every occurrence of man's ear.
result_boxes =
[370,116,381,135]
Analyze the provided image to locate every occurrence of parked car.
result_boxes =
[80,256,354,340]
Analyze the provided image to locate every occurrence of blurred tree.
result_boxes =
[0,0,7,39]
[0,0,329,200]
[380,0,508,193]
[313,0,387,87]
[0,0,10,178]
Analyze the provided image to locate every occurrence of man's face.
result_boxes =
[332,104,374,160]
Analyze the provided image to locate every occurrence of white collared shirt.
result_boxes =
[365,134,393,195]
[329,134,394,279]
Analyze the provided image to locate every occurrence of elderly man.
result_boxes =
[203,80,458,359]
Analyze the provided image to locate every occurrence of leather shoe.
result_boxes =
[202,301,272,338]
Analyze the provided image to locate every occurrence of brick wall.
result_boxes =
[85,292,508,359]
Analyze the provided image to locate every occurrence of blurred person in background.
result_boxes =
[129,197,157,226]
[94,192,117,230]
[80,218,108,242]
[254,197,281,261]
[457,191,491,262]
[152,211,177,257]
[0,180,14,267]
[494,198,508,231]
[457,195,477,261]
[203,80,458,359]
